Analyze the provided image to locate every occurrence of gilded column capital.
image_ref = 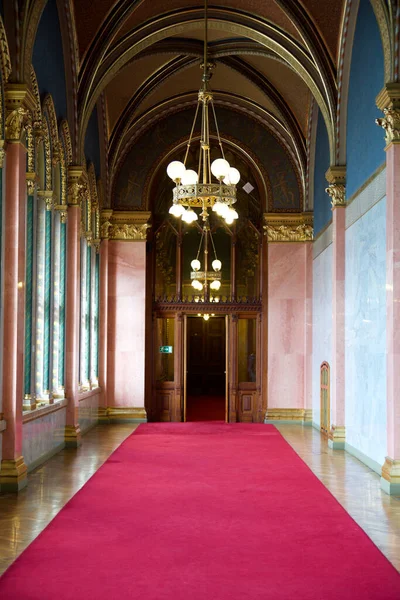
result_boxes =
[263,212,313,242]
[325,165,346,208]
[100,209,113,240]
[4,84,36,143]
[67,166,85,206]
[26,171,38,196]
[376,84,400,145]
[37,189,54,210]
[104,210,152,241]
[54,204,68,223]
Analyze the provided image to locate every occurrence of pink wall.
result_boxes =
[268,243,308,409]
[107,241,146,408]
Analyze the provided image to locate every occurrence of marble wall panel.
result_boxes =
[22,407,66,469]
[345,198,386,466]
[79,392,99,433]
[268,244,307,408]
[312,244,333,427]
[107,242,146,408]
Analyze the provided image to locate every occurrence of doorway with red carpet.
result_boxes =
[185,315,226,421]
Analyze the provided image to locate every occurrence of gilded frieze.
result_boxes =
[263,213,313,242]
[100,210,151,241]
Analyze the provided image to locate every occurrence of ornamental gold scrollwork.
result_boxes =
[265,223,313,242]
[376,107,400,145]
[109,223,150,241]
[325,183,346,207]
[68,180,82,205]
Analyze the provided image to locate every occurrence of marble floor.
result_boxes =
[0,423,399,577]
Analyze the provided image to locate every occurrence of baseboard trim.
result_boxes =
[265,408,312,425]
[99,407,147,423]
[344,442,382,476]
[26,442,66,473]
[79,420,99,435]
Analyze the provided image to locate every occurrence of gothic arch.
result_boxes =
[78,10,337,163]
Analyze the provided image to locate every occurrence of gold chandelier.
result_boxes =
[166,0,240,302]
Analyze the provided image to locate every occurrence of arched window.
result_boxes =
[320,362,330,434]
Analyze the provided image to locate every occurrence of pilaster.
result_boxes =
[376,84,400,493]
[326,166,346,449]
[0,85,34,492]
[63,166,85,447]
[106,211,151,419]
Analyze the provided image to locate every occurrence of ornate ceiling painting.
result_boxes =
[70,0,353,211]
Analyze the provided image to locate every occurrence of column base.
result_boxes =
[105,407,147,423]
[0,456,28,493]
[64,425,82,448]
[380,457,400,495]
[328,425,346,449]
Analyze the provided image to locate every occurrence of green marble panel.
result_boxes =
[43,210,52,392]
[24,195,34,396]
[59,221,66,388]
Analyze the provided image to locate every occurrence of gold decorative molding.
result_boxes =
[0,456,28,492]
[265,408,312,423]
[376,84,400,145]
[64,425,82,448]
[381,457,400,485]
[102,210,152,241]
[4,84,36,143]
[100,407,147,422]
[263,213,313,242]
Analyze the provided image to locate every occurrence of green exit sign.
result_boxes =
[159,346,173,354]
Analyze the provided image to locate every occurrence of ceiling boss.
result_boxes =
[166,0,240,300]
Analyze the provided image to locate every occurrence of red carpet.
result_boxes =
[186,394,225,420]
[1,423,400,599]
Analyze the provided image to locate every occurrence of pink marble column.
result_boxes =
[99,239,108,411]
[64,204,81,446]
[303,242,313,416]
[107,240,147,421]
[330,205,346,449]
[382,141,400,493]
[0,142,28,492]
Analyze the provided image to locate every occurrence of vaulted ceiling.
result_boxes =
[71,0,345,187]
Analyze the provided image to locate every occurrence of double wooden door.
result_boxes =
[151,312,264,423]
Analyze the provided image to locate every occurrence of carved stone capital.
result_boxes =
[104,210,152,241]
[376,84,400,145]
[263,213,313,242]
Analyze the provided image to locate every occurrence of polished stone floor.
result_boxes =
[0,422,399,576]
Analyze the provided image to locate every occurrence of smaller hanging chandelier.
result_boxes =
[190,219,222,297]
[166,0,240,226]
